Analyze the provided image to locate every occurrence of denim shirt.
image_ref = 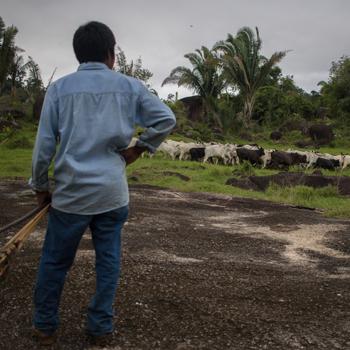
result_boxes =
[30,62,176,214]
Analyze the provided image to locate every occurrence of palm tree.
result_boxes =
[25,56,44,102]
[9,50,27,97]
[162,46,226,128]
[214,27,287,126]
[0,17,18,94]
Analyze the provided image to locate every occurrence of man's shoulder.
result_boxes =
[51,69,143,96]
[113,71,143,90]
[48,71,79,93]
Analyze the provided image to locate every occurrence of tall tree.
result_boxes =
[8,50,27,96]
[319,56,350,123]
[0,16,18,94]
[25,56,44,102]
[214,27,287,126]
[115,46,153,85]
[162,46,226,128]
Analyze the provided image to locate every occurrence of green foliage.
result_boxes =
[191,122,214,142]
[1,122,350,218]
[0,16,43,103]
[24,56,44,100]
[320,56,350,124]
[6,134,33,149]
[125,156,350,218]
[162,46,226,128]
[232,161,256,177]
[253,75,316,127]
[115,46,153,85]
[265,184,347,217]
[0,17,18,94]
[214,26,287,125]
[216,93,244,132]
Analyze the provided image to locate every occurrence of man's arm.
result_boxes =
[121,83,176,165]
[135,83,176,151]
[29,85,59,205]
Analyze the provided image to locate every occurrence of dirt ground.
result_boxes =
[0,179,350,350]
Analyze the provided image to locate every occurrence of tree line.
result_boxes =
[1,16,349,134]
[0,16,44,102]
[0,16,154,116]
[162,27,350,132]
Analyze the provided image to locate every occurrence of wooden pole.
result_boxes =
[0,204,50,279]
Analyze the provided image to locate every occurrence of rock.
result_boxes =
[308,124,334,145]
[226,172,350,196]
[338,177,350,196]
[303,175,334,188]
[270,131,282,140]
[225,177,260,191]
[294,139,314,148]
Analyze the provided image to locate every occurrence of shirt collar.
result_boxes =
[77,62,109,71]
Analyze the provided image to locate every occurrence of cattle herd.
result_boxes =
[137,139,350,171]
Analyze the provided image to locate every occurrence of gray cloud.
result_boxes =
[1,0,349,98]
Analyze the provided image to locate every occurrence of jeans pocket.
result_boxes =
[109,205,129,222]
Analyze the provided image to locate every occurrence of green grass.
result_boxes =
[127,155,350,218]
[1,124,350,218]
[0,122,38,177]
[0,147,33,177]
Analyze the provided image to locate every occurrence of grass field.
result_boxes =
[127,155,350,218]
[1,125,350,218]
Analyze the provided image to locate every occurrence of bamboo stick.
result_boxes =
[0,204,50,278]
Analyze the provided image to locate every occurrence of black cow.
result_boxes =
[288,152,307,166]
[236,147,264,165]
[315,157,339,170]
[270,151,293,168]
[190,147,205,161]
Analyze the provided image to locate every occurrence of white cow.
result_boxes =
[260,149,274,168]
[305,151,319,168]
[223,144,238,165]
[178,142,203,161]
[157,140,181,160]
[203,144,227,164]
[342,155,350,169]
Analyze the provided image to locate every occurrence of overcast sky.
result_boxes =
[1,0,349,98]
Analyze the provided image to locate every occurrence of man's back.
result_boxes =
[31,21,176,346]
[31,62,175,214]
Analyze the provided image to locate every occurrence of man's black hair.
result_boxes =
[73,21,116,64]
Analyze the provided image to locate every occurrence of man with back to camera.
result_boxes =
[30,21,176,346]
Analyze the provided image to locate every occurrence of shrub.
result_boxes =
[6,135,33,149]
[232,161,256,177]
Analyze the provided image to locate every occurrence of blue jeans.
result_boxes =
[33,205,129,336]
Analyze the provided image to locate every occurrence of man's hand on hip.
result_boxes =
[36,191,52,207]
[120,146,146,166]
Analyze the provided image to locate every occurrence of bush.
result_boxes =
[6,135,33,149]
[232,161,256,177]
